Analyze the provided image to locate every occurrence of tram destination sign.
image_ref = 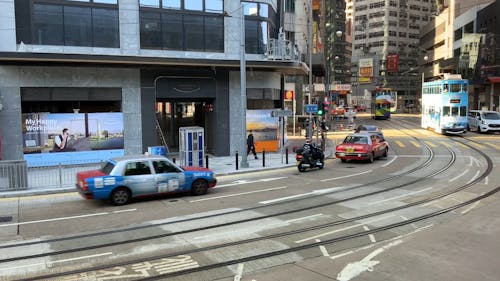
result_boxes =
[271,109,293,117]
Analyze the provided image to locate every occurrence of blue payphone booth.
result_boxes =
[179,126,204,167]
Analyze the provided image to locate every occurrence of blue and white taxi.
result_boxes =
[76,155,217,205]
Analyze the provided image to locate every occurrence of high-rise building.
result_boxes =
[350,0,435,110]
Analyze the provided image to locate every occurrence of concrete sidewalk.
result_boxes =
[0,134,344,198]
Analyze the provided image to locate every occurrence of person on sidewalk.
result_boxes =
[247,130,258,159]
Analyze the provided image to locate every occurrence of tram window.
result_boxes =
[443,106,450,116]
[450,84,461,93]
[451,107,459,116]
[460,106,467,116]
[443,84,448,93]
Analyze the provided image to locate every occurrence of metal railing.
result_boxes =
[0,160,28,190]
[0,160,102,191]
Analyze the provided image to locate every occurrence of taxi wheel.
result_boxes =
[191,179,208,196]
[110,187,131,206]
[368,152,374,163]
[382,147,388,158]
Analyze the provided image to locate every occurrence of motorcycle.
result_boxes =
[295,145,325,172]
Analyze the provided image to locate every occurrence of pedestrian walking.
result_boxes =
[247,130,258,159]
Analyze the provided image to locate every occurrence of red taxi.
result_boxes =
[335,133,389,163]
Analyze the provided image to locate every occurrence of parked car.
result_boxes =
[354,124,385,140]
[467,110,500,133]
[76,155,217,205]
[335,133,389,163]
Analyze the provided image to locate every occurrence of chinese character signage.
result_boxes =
[386,54,399,73]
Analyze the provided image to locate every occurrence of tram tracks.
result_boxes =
[2,121,497,280]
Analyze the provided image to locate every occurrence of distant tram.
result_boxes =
[421,74,468,134]
[371,88,396,120]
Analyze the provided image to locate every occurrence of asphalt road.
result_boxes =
[0,114,499,281]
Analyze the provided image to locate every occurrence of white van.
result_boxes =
[467,110,500,133]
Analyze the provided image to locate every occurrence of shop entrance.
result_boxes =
[155,100,214,153]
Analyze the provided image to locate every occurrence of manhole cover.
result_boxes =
[0,216,13,223]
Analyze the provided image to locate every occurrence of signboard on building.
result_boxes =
[359,58,373,83]
[386,54,399,72]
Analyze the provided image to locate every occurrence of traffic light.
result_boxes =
[317,102,324,116]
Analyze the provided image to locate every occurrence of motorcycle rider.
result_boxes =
[302,139,322,165]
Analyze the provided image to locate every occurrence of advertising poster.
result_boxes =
[359,58,374,83]
[22,112,124,166]
[246,110,279,152]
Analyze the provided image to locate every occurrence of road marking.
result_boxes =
[316,239,330,257]
[381,155,397,167]
[0,212,109,227]
[369,187,433,205]
[286,214,323,223]
[456,142,468,149]
[472,142,487,149]
[484,142,500,150]
[469,156,482,167]
[461,201,480,214]
[336,240,403,281]
[394,140,405,148]
[320,170,372,182]
[399,215,418,229]
[0,252,113,271]
[234,263,244,281]
[216,177,287,188]
[294,215,394,244]
[259,186,355,204]
[448,169,469,182]
[113,208,137,213]
[484,176,489,185]
[439,141,452,148]
[190,186,287,202]
[466,170,481,184]
[409,141,421,148]
[423,141,437,148]
[363,226,376,243]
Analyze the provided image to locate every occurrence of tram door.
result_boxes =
[155,101,212,152]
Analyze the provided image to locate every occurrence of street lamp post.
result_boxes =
[240,2,248,168]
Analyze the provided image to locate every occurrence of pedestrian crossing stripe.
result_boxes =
[484,142,500,150]
[409,141,421,147]
[395,140,406,147]
[424,141,437,148]
[469,142,486,149]
[439,141,452,148]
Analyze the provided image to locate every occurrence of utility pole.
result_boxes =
[240,2,248,168]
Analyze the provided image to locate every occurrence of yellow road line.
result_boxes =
[469,142,486,149]
[394,140,406,148]
[456,142,468,149]
[409,141,421,148]
[439,141,452,148]
[484,142,500,150]
[424,141,437,148]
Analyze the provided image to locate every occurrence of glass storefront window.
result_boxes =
[162,0,181,9]
[205,0,223,13]
[205,16,223,51]
[140,0,160,7]
[64,6,92,46]
[93,8,119,47]
[244,2,258,16]
[184,14,204,50]
[162,13,183,49]
[33,4,64,45]
[185,0,203,11]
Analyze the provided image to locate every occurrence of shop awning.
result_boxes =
[487,77,500,83]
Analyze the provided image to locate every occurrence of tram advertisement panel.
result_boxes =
[22,112,124,166]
